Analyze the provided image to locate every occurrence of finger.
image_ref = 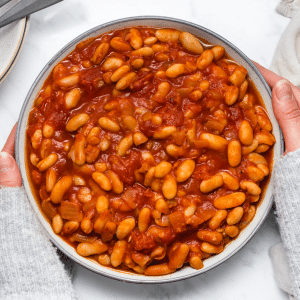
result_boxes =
[253,61,300,106]
[2,123,18,156]
[0,152,22,187]
[272,79,300,154]
[253,61,283,88]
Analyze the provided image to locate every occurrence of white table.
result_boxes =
[0,0,291,299]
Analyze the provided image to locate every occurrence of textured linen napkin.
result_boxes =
[270,1,300,299]
[271,0,300,87]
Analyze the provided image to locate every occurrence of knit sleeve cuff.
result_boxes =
[275,147,300,172]
[273,147,300,298]
[0,187,77,300]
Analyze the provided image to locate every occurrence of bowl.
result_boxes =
[16,16,283,283]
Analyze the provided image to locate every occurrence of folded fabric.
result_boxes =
[269,243,293,294]
[276,0,300,18]
[271,1,300,87]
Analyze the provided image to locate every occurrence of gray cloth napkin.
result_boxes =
[276,0,300,18]
[270,243,294,299]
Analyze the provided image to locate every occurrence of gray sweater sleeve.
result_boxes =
[274,147,300,299]
[0,187,77,300]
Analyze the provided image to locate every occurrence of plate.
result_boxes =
[0,11,29,84]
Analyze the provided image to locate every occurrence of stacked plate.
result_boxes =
[0,1,29,84]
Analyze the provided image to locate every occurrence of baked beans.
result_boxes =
[26,26,275,275]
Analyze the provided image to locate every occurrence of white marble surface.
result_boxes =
[0,0,292,299]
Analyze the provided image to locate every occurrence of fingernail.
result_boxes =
[274,79,293,101]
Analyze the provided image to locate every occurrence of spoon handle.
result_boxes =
[0,0,63,29]
[0,0,11,9]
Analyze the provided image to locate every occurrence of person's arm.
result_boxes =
[0,125,77,300]
[255,63,300,299]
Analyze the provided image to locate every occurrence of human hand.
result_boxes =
[254,62,300,155]
[0,123,22,187]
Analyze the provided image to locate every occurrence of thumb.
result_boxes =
[2,123,18,155]
[0,152,22,187]
[0,123,22,187]
[272,79,300,154]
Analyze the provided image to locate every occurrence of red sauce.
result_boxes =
[26,27,275,275]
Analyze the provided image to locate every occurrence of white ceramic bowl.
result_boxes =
[16,16,283,284]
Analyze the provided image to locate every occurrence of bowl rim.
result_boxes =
[15,15,283,284]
